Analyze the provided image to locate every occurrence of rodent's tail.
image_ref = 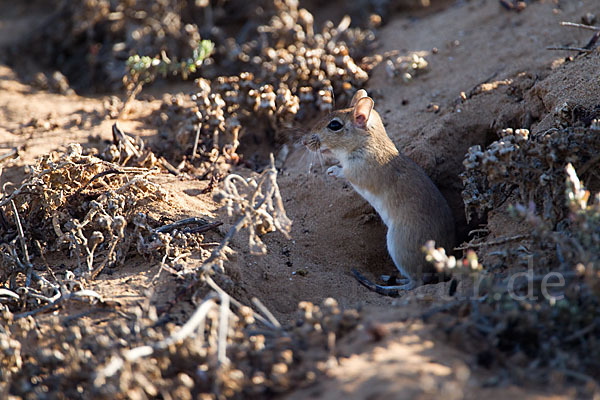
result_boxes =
[351,269,401,297]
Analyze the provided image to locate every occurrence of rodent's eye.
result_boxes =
[327,119,344,131]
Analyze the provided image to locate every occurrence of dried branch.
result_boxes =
[0,161,72,207]
[14,288,105,319]
[559,21,600,31]
[155,217,210,233]
[0,147,18,163]
[251,297,281,329]
[191,122,202,160]
[207,153,291,264]
[547,46,593,53]
[454,234,530,250]
[10,200,31,268]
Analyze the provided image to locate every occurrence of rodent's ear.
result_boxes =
[350,89,368,107]
[353,97,374,129]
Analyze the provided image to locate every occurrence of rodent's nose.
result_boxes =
[302,134,320,149]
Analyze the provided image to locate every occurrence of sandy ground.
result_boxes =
[2,0,600,398]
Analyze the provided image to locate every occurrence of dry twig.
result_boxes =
[0,147,18,163]
[559,21,600,31]
[455,234,529,250]
[546,46,593,53]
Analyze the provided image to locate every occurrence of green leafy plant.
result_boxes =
[120,39,214,118]
[125,39,214,84]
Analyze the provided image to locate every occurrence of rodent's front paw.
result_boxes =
[326,165,344,178]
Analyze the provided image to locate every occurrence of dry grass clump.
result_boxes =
[462,122,600,224]
[0,141,223,318]
[430,108,600,390]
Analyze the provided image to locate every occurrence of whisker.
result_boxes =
[317,150,325,170]
[297,148,309,171]
[297,148,306,163]
[308,151,316,174]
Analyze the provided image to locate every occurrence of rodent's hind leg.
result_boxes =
[352,269,416,297]
[380,273,410,285]
[326,165,344,178]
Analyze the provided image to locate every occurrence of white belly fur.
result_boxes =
[352,184,413,281]
[352,185,392,227]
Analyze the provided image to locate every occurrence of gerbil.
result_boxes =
[303,89,455,293]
